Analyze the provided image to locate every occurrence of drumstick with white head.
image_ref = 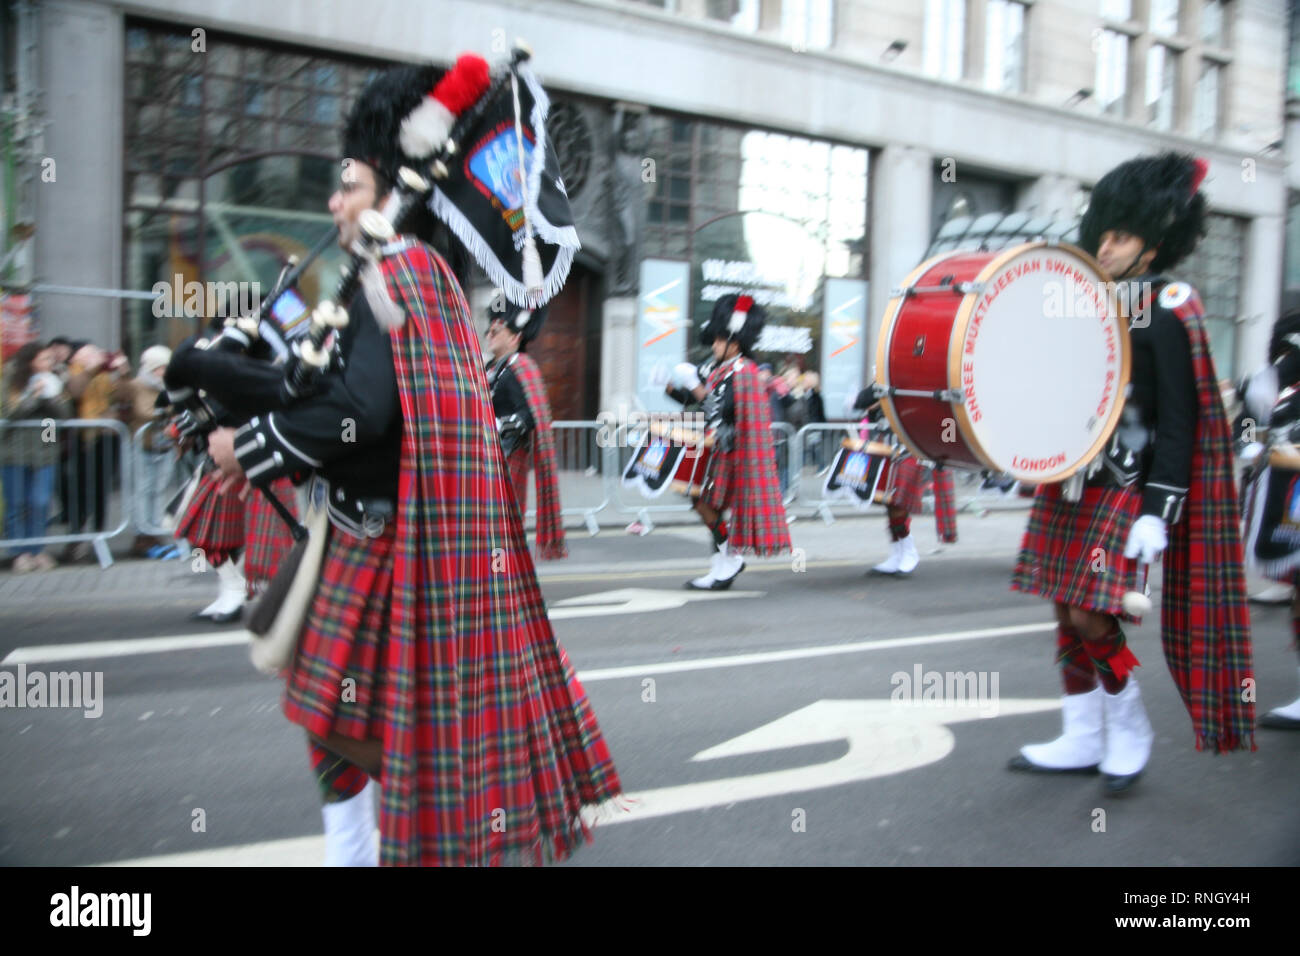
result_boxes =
[1121,562,1153,617]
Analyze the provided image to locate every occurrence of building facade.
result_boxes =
[7,0,1291,418]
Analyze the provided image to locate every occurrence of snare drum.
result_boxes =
[822,437,897,510]
[622,421,715,499]
[875,242,1131,485]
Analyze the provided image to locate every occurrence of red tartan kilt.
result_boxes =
[175,471,245,566]
[700,449,733,513]
[1011,484,1144,620]
[282,523,395,743]
[243,478,299,595]
[888,457,926,513]
[507,445,530,515]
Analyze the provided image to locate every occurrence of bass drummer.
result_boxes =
[1008,152,1254,791]
[664,294,790,589]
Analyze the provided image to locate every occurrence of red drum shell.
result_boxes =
[875,242,1131,484]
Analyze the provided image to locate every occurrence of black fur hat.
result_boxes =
[342,65,472,288]
[489,304,548,350]
[699,293,765,355]
[343,65,441,187]
[1078,152,1208,274]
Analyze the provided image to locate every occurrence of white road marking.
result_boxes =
[577,622,1053,682]
[594,698,1059,826]
[96,696,1062,865]
[2,617,1052,679]
[2,588,763,664]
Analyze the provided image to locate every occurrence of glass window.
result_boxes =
[782,0,833,50]
[1201,0,1226,46]
[1095,28,1129,116]
[1149,0,1179,36]
[1178,213,1245,374]
[924,0,966,81]
[985,0,1026,93]
[1195,61,1220,138]
[1146,43,1178,130]
[1100,0,1131,20]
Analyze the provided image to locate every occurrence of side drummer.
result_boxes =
[852,392,958,576]
[1009,152,1254,791]
[665,294,790,589]
[484,304,567,560]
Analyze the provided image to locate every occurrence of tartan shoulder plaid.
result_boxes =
[1157,285,1255,753]
[375,240,620,866]
[705,358,790,556]
[510,353,567,560]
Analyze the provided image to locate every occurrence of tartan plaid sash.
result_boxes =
[707,358,790,556]
[1158,285,1255,753]
[509,353,567,560]
[376,241,620,866]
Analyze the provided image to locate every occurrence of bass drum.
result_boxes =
[875,241,1131,485]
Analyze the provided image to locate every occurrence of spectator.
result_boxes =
[1,342,73,571]
[62,343,129,561]
[123,345,174,557]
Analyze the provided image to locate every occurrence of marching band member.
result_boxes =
[1240,310,1300,730]
[872,459,957,576]
[1008,152,1254,791]
[668,294,790,590]
[484,304,567,559]
[205,63,621,865]
[849,390,957,576]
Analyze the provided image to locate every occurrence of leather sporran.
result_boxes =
[248,500,328,674]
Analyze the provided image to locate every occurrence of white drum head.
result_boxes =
[952,243,1129,484]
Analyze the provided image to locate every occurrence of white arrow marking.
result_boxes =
[550,587,762,619]
[102,697,1060,866]
[594,697,1060,826]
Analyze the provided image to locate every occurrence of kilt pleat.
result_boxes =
[282,523,395,742]
[174,470,245,566]
[1011,484,1143,621]
[243,477,299,596]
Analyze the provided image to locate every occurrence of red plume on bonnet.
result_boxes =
[729,294,754,334]
[399,54,492,159]
[1189,157,1209,196]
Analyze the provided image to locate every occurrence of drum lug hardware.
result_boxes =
[912,335,926,356]
[934,388,964,403]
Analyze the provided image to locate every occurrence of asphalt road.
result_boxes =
[2,509,1297,866]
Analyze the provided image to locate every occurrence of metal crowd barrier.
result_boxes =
[131,422,193,537]
[0,418,132,568]
[790,421,1032,524]
[514,421,611,536]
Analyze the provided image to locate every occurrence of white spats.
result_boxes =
[1016,688,1104,770]
[322,780,378,867]
[1100,677,1154,780]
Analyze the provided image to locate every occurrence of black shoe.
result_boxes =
[1258,711,1300,730]
[1007,755,1099,774]
[206,606,243,625]
[1103,771,1143,794]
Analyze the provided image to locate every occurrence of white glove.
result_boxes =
[1240,441,1265,464]
[670,361,702,391]
[1123,514,1168,565]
